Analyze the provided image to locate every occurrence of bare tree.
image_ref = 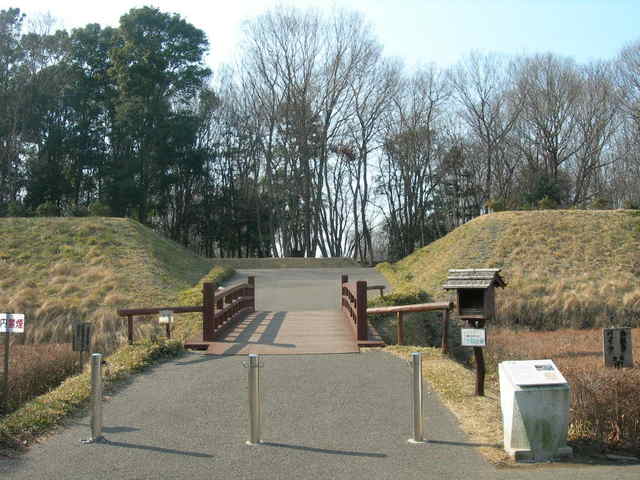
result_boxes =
[449,52,522,206]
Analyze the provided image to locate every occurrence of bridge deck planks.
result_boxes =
[188,310,361,355]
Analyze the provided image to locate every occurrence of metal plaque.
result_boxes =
[461,328,486,347]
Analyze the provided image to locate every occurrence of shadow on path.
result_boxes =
[428,439,501,448]
[99,439,213,458]
[261,442,386,458]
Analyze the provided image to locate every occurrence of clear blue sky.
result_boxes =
[6,0,640,71]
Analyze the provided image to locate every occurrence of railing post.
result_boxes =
[203,282,216,341]
[339,274,348,311]
[409,352,425,444]
[356,280,368,341]
[248,276,255,312]
[441,309,449,354]
[397,312,404,345]
[127,316,133,345]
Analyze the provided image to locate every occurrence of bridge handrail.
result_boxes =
[117,277,255,344]
[340,275,368,342]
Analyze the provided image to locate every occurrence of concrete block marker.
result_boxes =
[499,360,572,462]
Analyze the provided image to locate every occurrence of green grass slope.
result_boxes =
[378,210,640,329]
[0,217,217,350]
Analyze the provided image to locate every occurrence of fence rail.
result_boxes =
[117,276,255,344]
[367,301,453,352]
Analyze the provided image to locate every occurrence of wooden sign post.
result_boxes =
[443,269,506,397]
[603,328,633,368]
[73,323,93,367]
[1,313,25,414]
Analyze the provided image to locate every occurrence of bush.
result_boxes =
[4,202,30,217]
[35,201,59,217]
[486,198,507,212]
[1,344,79,414]
[537,195,558,210]
[88,201,112,216]
[590,197,610,210]
[67,204,89,217]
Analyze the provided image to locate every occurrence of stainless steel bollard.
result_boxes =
[409,352,425,444]
[82,353,104,443]
[246,354,262,445]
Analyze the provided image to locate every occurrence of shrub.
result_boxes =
[537,195,558,210]
[486,198,507,212]
[88,201,112,216]
[35,201,59,217]
[1,344,79,414]
[590,197,610,210]
[67,204,89,217]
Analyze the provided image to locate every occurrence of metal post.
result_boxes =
[246,354,262,445]
[82,353,103,443]
[2,333,10,414]
[409,352,425,444]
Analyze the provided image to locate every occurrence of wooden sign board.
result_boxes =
[0,313,25,333]
[603,328,633,368]
[72,323,93,352]
[158,310,174,325]
[461,328,486,347]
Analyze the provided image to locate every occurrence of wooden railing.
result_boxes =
[340,274,368,342]
[367,301,454,353]
[118,276,255,344]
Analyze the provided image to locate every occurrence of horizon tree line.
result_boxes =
[1,6,640,261]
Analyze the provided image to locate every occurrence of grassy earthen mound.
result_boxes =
[0,217,217,351]
[378,210,640,329]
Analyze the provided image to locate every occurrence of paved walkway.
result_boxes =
[2,268,639,479]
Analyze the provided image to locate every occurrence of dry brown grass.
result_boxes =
[485,328,640,454]
[0,342,79,412]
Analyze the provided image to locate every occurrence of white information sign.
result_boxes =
[461,328,486,347]
[0,313,25,333]
[158,310,174,325]
[502,359,567,386]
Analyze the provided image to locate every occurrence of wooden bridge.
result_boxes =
[118,272,452,355]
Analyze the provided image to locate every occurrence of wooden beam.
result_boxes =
[367,302,453,315]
